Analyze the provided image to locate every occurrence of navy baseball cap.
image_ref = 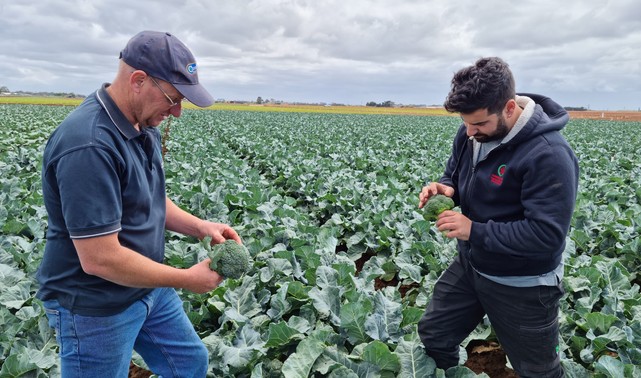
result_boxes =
[120,31,214,107]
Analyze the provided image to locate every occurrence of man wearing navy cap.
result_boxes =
[38,31,240,377]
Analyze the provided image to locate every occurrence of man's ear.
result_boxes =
[504,99,517,119]
[130,70,147,93]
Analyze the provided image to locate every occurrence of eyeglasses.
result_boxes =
[149,76,184,107]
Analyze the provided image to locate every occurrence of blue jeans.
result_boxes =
[43,287,208,378]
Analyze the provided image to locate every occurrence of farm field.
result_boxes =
[1,95,639,119]
[1,103,640,377]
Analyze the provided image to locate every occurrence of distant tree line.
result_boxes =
[564,106,588,111]
[0,86,85,98]
[366,100,395,107]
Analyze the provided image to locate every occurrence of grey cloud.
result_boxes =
[1,0,640,109]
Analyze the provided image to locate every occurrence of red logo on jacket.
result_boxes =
[491,164,507,185]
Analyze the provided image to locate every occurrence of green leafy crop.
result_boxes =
[207,239,252,279]
[423,194,455,221]
[4,105,641,377]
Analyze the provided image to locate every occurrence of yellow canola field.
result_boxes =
[0,96,450,116]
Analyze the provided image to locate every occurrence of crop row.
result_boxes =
[0,104,640,376]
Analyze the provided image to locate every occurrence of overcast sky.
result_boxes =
[1,0,640,110]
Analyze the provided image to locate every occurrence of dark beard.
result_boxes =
[474,115,510,143]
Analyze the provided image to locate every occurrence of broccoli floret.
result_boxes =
[423,194,455,221]
[263,358,283,377]
[207,240,252,279]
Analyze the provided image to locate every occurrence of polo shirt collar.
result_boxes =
[95,83,140,140]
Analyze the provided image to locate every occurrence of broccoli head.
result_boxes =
[262,358,284,377]
[423,194,455,221]
[207,240,252,279]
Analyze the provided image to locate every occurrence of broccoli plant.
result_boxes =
[423,194,455,221]
[203,239,252,279]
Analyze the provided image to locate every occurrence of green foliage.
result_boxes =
[423,194,455,221]
[2,105,641,376]
[0,105,71,377]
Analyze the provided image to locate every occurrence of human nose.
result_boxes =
[465,124,477,137]
[169,102,183,117]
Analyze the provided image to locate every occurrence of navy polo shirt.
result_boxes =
[37,84,166,316]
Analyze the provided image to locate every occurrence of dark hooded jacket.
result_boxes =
[440,93,579,276]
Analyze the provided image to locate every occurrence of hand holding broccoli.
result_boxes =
[423,194,455,221]
[204,239,252,279]
[418,182,455,208]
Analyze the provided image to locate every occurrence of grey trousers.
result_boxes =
[417,252,564,377]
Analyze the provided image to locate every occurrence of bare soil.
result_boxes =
[568,110,641,122]
[465,340,519,378]
[129,362,152,378]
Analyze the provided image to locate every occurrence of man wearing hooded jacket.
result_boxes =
[417,57,578,377]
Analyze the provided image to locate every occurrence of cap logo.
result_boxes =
[186,63,197,74]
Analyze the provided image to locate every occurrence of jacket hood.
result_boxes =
[508,93,569,145]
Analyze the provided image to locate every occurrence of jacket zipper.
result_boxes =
[462,138,475,261]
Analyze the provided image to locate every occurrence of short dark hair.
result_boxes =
[443,57,515,115]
